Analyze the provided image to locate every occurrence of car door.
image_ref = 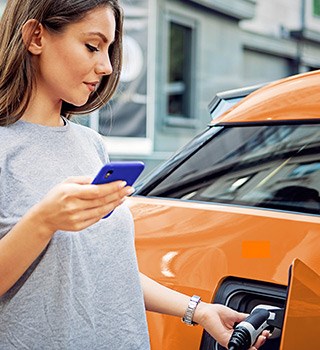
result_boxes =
[280,258,320,349]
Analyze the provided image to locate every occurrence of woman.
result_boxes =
[0,0,268,349]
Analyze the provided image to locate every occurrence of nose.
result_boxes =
[95,53,113,76]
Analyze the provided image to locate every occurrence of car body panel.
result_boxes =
[129,196,320,349]
[211,70,320,125]
[280,259,320,349]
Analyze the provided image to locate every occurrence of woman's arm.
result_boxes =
[0,176,133,296]
[0,207,54,296]
[140,273,267,350]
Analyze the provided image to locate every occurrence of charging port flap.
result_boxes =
[280,259,320,349]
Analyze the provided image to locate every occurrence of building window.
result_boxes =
[313,0,320,17]
[165,16,196,126]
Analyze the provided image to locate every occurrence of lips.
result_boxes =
[84,82,99,92]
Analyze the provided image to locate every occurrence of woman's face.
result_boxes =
[36,6,116,107]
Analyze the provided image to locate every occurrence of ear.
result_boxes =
[22,19,44,55]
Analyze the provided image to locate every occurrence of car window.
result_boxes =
[148,124,320,215]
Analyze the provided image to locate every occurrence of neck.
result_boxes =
[21,96,64,127]
[21,113,65,127]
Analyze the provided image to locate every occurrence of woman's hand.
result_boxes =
[194,302,269,349]
[31,176,134,234]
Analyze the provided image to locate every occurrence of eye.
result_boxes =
[85,44,99,52]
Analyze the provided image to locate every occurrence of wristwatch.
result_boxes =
[182,295,201,326]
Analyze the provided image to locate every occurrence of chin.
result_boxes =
[65,96,91,108]
[73,101,89,107]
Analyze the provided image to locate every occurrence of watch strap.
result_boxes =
[182,295,201,326]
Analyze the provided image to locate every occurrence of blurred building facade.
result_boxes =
[1,0,320,173]
[107,0,320,173]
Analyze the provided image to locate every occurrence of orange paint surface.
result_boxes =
[211,70,320,124]
[242,240,271,258]
[280,259,320,349]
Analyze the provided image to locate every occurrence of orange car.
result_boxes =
[129,70,320,350]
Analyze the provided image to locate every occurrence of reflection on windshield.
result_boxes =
[149,124,320,215]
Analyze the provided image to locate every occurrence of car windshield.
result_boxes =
[148,124,320,215]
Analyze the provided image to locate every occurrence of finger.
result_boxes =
[80,214,109,230]
[70,216,102,232]
[81,190,129,210]
[64,186,132,217]
[232,312,249,324]
[74,181,128,200]
[87,184,133,204]
[253,334,267,348]
[63,176,93,184]
[79,199,125,221]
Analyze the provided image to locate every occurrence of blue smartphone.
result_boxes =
[92,161,145,218]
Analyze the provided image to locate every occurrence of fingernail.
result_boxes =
[119,181,127,188]
[126,187,135,195]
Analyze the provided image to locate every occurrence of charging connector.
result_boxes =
[227,305,284,350]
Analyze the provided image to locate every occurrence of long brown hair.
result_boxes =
[0,0,123,126]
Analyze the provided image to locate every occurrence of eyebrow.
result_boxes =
[86,31,112,44]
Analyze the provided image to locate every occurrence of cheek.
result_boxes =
[55,51,84,79]
[40,49,68,81]
[45,44,91,82]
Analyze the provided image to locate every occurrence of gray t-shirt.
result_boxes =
[0,119,150,349]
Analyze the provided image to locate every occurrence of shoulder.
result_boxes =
[68,120,105,147]
[0,125,20,156]
[68,120,109,162]
[69,119,100,139]
[0,124,17,137]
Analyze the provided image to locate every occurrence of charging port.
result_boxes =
[200,277,287,350]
